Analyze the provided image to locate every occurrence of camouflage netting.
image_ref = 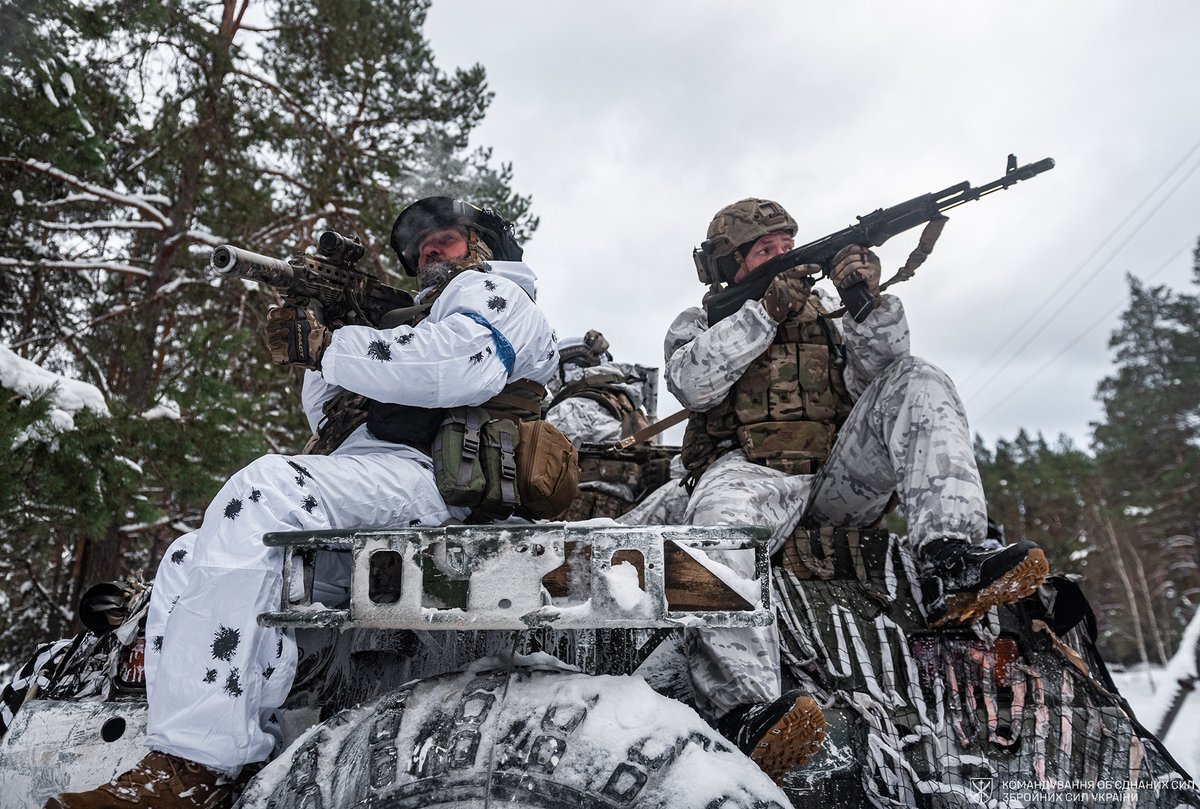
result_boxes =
[772,528,1200,808]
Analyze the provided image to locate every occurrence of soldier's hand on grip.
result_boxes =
[761,266,819,322]
[265,305,330,369]
[830,245,881,303]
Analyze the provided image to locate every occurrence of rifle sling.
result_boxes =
[881,215,948,292]
[614,408,689,450]
[827,216,950,319]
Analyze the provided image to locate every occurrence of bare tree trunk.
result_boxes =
[123,3,242,411]
[1127,530,1170,665]
[1098,507,1154,678]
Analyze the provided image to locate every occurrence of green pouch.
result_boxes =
[478,417,522,518]
[431,407,488,507]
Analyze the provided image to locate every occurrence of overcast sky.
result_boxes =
[424,1,1200,448]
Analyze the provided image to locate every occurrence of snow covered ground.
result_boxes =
[1109,607,1200,780]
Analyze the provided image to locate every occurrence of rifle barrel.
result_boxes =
[210,245,295,289]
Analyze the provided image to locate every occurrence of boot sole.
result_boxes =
[749,695,827,784]
[933,547,1049,626]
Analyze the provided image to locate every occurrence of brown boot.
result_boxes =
[43,751,240,809]
[719,691,827,784]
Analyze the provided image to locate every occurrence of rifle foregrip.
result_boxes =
[839,280,877,323]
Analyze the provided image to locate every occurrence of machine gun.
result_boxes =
[210,230,414,327]
[700,155,1056,325]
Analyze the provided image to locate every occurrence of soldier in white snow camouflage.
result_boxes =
[48,198,560,809]
[547,331,691,522]
[544,330,649,449]
[669,197,1048,784]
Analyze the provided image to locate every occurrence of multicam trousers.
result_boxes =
[684,356,986,719]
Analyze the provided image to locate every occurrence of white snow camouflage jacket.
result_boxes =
[302,261,558,435]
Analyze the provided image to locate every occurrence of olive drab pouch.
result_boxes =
[478,417,521,518]
[431,407,489,507]
[515,419,579,519]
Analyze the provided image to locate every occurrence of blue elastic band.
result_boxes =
[463,312,516,377]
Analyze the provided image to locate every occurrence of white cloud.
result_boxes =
[425,0,1200,447]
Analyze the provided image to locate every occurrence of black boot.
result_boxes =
[718,690,826,784]
[917,537,1049,626]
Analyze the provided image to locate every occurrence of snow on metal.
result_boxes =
[259,524,773,631]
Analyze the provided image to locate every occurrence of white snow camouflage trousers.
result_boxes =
[143,448,451,774]
[685,355,986,719]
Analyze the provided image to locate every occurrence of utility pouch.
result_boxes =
[478,417,521,518]
[431,407,489,507]
[515,420,580,519]
[736,421,836,474]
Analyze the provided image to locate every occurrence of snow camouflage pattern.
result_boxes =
[618,454,690,526]
[769,528,1200,807]
[142,262,558,775]
[664,291,986,719]
[545,396,622,447]
[544,361,649,448]
[0,639,75,739]
[547,359,677,521]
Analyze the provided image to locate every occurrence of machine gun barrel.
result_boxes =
[210,245,296,289]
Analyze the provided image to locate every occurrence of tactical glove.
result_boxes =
[761,266,819,322]
[829,245,882,303]
[265,305,331,369]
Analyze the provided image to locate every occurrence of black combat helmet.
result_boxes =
[389,196,523,276]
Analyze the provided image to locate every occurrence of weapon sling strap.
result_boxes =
[826,215,949,318]
[546,373,622,409]
[614,408,690,449]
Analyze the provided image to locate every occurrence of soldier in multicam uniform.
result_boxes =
[668,197,1050,783]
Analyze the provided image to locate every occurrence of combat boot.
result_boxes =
[719,690,826,784]
[918,537,1049,626]
[44,751,245,809]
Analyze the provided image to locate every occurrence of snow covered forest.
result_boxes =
[2,0,1200,682]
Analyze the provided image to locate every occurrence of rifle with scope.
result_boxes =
[698,155,1056,325]
[210,231,414,327]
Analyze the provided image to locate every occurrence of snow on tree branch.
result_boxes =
[0,257,151,278]
[0,345,109,417]
[0,157,171,227]
[35,220,164,232]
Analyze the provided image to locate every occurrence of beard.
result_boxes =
[417,259,457,290]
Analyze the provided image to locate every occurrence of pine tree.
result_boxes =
[1091,259,1200,658]
[0,0,533,667]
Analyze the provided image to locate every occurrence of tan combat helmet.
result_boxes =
[694,198,797,285]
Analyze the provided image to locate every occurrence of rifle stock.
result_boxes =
[211,231,414,327]
[704,155,1056,324]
